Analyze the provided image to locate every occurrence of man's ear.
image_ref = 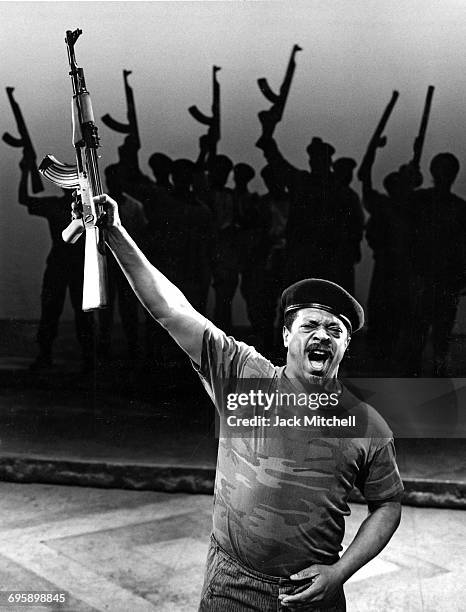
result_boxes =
[345,334,351,351]
[283,325,290,348]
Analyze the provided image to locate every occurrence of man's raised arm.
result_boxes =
[100,194,207,366]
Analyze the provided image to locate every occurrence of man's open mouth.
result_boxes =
[306,348,332,374]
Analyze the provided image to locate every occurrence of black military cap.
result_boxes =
[234,163,255,183]
[306,137,336,160]
[333,157,357,172]
[281,278,364,333]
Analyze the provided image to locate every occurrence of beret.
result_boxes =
[234,163,255,182]
[306,137,335,159]
[281,278,364,333]
[333,157,357,171]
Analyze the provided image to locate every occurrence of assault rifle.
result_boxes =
[3,87,44,193]
[189,66,221,158]
[357,90,399,182]
[256,44,302,144]
[101,70,140,169]
[39,28,108,311]
[411,85,435,167]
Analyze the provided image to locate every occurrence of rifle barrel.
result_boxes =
[412,85,434,166]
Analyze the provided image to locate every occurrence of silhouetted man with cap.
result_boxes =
[83,189,403,611]
[148,152,173,190]
[202,153,238,333]
[143,152,173,226]
[233,162,271,349]
[260,164,290,351]
[257,129,342,286]
[397,153,466,375]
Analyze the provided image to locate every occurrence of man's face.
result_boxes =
[283,308,350,383]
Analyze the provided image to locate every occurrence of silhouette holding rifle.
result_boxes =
[256,44,302,145]
[18,156,94,372]
[257,99,340,286]
[3,87,44,193]
[360,88,434,367]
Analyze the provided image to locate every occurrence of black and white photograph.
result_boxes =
[0,1,465,610]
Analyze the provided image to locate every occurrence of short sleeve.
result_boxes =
[191,322,276,414]
[356,439,404,501]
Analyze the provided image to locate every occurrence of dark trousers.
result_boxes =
[367,259,407,362]
[396,275,460,375]
[37,252,94,359]
[199,534,346,612]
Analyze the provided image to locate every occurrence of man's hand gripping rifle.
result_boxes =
[38,28,108,311]
[256,44,302,147]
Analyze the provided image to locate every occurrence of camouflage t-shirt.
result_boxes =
[194,323,404,577]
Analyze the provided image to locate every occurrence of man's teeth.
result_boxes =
[308,350,328,359]
[307,350,329,372]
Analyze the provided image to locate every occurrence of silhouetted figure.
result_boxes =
[18,158,94,371]
[333,157,364,293]
[232,163,270,348]
[144,152,174,226]
[144,158,215,365]
[148,152,172,189]
[202,153,237,333]
[98,164,147,361]
[360,144,420,364]
[397,153,466,375]
[110,137,154,216]
[172,158,215,314]
[260,164,290,350]
[257,130,340,285]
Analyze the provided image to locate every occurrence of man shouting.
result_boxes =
[92,194,403,611]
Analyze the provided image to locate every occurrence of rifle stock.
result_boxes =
[39,28,108,312]
[3,87,44,193]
